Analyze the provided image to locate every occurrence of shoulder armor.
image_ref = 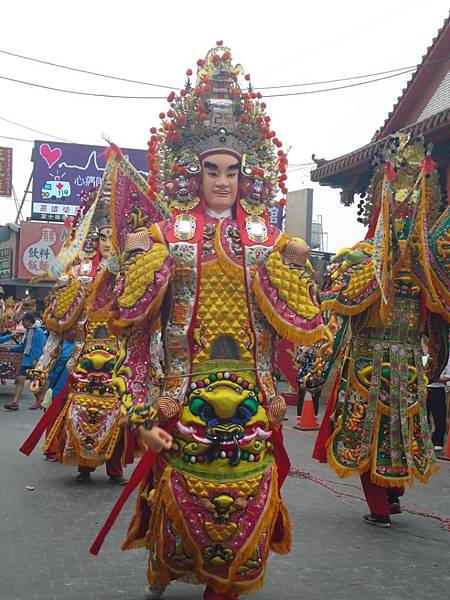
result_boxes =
[44,277,86,332]
[321,241,379,314]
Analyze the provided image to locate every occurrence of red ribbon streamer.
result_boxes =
[19,381,70,456]
[89,448,159,555]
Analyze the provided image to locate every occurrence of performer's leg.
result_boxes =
[386,486,405,514]
[427,387,438,441]
[76,465,94,482]
[429,387,446,448]
[106,432,127,483]
[44,431,59,461]
[203,587,240,600]
[5,374,25,409]
[297,388,306,416]
[30,384,44,409]
[13,375,26,405]
[360,471,391,526]
[426,388,432,423]
[312,390,321,415]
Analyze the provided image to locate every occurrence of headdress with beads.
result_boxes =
[357,134,444,231]
[148,41,288,213]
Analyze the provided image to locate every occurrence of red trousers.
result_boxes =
[360,471,404,516]
[203,587,239,600]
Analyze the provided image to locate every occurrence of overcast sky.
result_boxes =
[0,0,448,251]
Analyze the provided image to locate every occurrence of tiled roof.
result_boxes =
[311,107,450,183]
[373,13,450,140]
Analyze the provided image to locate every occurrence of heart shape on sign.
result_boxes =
[39,143,62,168]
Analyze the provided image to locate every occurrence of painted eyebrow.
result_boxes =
[203,161,240,171]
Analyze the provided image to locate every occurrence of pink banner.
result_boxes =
[18,221,64,279]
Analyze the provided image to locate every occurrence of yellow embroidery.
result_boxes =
[118,243,169,308]
[264,251,320,320]
[51,277,82,319]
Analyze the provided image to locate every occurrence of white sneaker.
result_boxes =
[434,445,444,452]
[145,584,166,599]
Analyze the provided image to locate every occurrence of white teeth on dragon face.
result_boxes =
[177,422,271,447]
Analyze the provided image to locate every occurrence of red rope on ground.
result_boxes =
[289,467,450,532]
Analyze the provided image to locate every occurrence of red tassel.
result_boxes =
[98,143,123,160]
[421,157,437,175]
[271,425,291,491]
[384,163,396,181]
[365,204,380,240]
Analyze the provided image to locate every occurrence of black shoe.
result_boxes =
[363,513,391,528]
[76,471,92,483]
[109,475,128,486]
[389,501,402,514]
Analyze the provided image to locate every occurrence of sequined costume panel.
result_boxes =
[326,295,437,486]
[44,308,122,466]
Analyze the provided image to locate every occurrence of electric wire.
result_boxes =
[2,47,449,91]
[0,48,175,89]
[0,67,418,100]
[0,115,73,142]
[0,134,34,143]
[263,68,416,98]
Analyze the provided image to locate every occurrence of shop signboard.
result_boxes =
[31,140,148,222]
[0,147,13,197]
[0,248,12,279]
[18,221,65,279]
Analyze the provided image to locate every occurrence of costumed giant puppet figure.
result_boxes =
[97,43,325,599]
[308,134,449,527]
[25,183,134,483]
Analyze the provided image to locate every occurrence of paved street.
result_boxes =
[0,383,449,600]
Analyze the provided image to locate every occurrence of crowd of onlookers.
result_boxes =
[0,309,74,412]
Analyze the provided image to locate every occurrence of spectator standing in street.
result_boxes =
[2,312,45,411]
[296,345,321,416]
[42,331,76,461]
[426,358,450,452]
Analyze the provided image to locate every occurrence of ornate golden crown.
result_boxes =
[358,134,443,228]
[148,42,288,210]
